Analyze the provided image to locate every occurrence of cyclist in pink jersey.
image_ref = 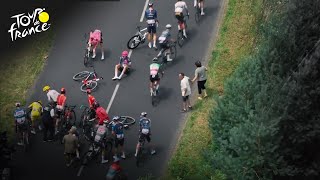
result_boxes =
[88,29,105,60]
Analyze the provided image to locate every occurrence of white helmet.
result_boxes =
[165,24,172,29]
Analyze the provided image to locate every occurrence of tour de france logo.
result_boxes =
[8,8,50,41]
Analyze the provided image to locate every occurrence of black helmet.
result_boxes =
[93,101,100,109]
[195,61,201,67]
[148,2,153,7]
[152,58,158,63]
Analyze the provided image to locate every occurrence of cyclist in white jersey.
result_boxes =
[175,0,189,38]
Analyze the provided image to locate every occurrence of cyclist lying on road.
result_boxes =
[88,29,105,60]
[112,50,131,80]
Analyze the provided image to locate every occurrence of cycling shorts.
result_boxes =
[30,113,41,122]
[115,137,124,148]
[139,133,151,143]
[17,121,29,132]
[147,25,157,34]
[150,74,160,83]
[159,42,169,50]
[175,13,184,23]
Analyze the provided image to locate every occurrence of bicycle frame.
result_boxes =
[135,27,147,43]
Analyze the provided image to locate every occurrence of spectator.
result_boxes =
[42,104,55,142]
[191,61,208,100]
[62,126,80,167]
[179,72,192,112]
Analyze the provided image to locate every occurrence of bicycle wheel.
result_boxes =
[127,35,141,49]
[66,110,77,126]
[177,31,184,47]
[120,116,136,125]
[195,7,200,24]
[170,43,177,60]
[73,71,90,81]
[80,81,98,92]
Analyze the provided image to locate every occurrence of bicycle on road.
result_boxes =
[82,135,113,165]
[73,66,103,92]
[153,41,177,65]
[127,26,148,49]
[150,72,164,107]
[177,15,189,47]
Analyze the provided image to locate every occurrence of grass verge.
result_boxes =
[0,30,55,140]
[166,0,264,178]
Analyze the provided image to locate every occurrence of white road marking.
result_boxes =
[106,83,120,113]
[77,165,84,177]
[140,0,150,22]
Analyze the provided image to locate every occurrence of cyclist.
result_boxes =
[145,2,158,49]
[149,58,164,96]
[158,24,174,61]
[134,112,156,157]
[86,89,97,119]
[43,85,60,105]
[174,0,189,38]
[42,104,55,142]
[62,126,80,167]
[106,156,126,180]
[55,88,67,134]
[88,29,105,60]
[13,102,29,146]
[28,100,43,134]
[93,102,110,125]
[194,0,205,15]
[94,119,110,164]
[111,116,126,159]
[112,51,132,80]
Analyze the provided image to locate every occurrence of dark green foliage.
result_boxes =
[209,0,320,179]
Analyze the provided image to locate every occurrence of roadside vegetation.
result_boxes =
[0,29,55,139]
[168,0,320,179]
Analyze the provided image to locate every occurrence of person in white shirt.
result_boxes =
[179,72,192,112]
[174,0,189,38]
[42,85,60,105]
[194,0,205,15]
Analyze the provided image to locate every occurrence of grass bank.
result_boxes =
[0,30,55,139]
[166,0,264,178]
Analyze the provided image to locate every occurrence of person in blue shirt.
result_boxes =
[145,2,158,49]
[13,102,29,146]
[111,116,126,159]
[134,112,156,157]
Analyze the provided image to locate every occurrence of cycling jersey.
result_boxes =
[47,89,60,102]
[88,95,96,108]
[95,107,109,124]
[95,125,107,143]
[112,122,124,139]
[89,30,102,48]
[175,1,188,14]
[119,56,131,67]
[145,8,158,26]
[158,29,171,44]
[56,94,67,110]
[28,102,43,117]
[14,108,27,125]
[139,117,151,134]
[150,63,160,76]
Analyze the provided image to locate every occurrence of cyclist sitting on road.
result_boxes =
[62,126,80,167]
[43,85,60,106]
[175,0,189,38]
[149,58,164,96]
[87,89,97,119]
[94,119,110,164]
[28,100,43,135]
[112,51,132,80]
[13,102,29,146]
[55,88,67,135]
[134,112,156,157]
[88,29,105,60]
[194,0,205,15]
[106,156,127,180]
[111,116,126,159]
[158,24,174,61]
[145,2,158,49]
[93,102,110,126]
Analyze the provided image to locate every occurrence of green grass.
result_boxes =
[0,29,55,140]
[166,0,264,179]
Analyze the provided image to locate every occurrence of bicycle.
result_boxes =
[82,135,113,165]
[153,41,177,65]
[177,14,189,47]
[127,26,147,49]
[73,66,103,92]
[194,1,201,24]
[136,135,146,167]
[56,105,77,144]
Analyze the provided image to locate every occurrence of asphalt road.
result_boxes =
[11,0,223,179]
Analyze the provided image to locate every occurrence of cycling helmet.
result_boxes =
[37,100,42,105]
[93,101,100,109]
[15,102,21,107]
[141,112,147,117]
[152,58,158,63]
[165,24,172,29]
[86,89,92,94]
[195,61,201,67]
[113,116,120,121]
[60,87,66,94]
[122,50,129,57]
[43,85,50,92]
[148,2,153,7]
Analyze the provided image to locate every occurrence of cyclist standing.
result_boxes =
[145,2,158,49]
[88,29,105,60]
[55,88,67,134]
[28,100,43,134]
[94,120,110,164]
[86,89,97,119]
[43,85,60,106]
[149,58,164,96]
[134,112,156,157]
[93,102,110,125]
[175,0,189,38]
[13,102,28,146]
[111,116,126,159]
[158,24,174,61]
[112,51,131,80]
[194,0,205,15]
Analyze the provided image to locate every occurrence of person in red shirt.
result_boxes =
[55,88,67,134]
[86,89,96,119]
[93,102,109,125]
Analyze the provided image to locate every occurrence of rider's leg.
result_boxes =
[147,32,152,48]
[101,148,108,163]
[100,43,105,60]
[113,65,120,79]
[147,135,156,154]
[118,65,128,80]
[31,116,36,134]
[165,46,173,61]
[194,0,197,7]
[150,81,154,95]
[182,23,187,38]
[201,1,205,15]
[135,142,140,157]
[92,47,96,58]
